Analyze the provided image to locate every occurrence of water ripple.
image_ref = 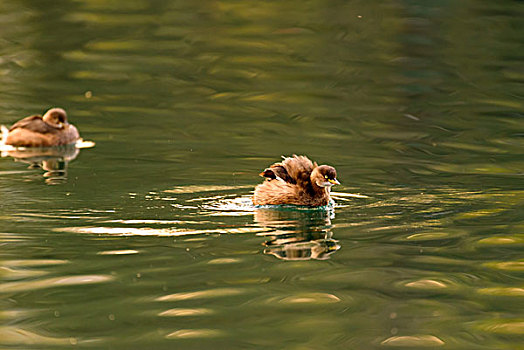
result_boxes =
[381,335,445,347]
[97,249,139,255]
[0,275,113,293]
[57,226,266,237]
[158,308,214,317]
[265,292,342,306]
[0,326,89,346]
[156,288,246,302]
[165,329,224,339]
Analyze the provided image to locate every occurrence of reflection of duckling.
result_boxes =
[254,203,340,261]
[4,108,80,147]
[264,239,340,261]
[253,155,340,206]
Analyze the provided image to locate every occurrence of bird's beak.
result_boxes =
[329,178,340,185]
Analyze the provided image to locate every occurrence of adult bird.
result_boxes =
[3,108,80,147]
[253,155,340,207]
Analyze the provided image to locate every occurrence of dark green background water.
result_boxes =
[1,1,523,349]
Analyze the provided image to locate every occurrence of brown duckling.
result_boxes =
[4,108,80,147]
[253,155,340,207]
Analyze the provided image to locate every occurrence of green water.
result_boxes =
[1,1,523,349]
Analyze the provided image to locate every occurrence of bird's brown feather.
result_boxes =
[253,155,337,207]
[9,115,57,134]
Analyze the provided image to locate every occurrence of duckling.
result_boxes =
[253,155,340,206]
[4,108,80,147]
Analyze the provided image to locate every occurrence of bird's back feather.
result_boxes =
[9,115,56,134]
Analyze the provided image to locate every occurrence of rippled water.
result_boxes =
[1,1,523,349]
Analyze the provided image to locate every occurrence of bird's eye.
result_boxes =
[324,175,328,179]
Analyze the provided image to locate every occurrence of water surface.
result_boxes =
[0,1,523,349]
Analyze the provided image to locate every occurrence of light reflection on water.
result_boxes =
[55,190,345,264]
[2,186,523,348]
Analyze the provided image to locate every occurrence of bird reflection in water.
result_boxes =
[255,208,340,260]
[1,145,80,185]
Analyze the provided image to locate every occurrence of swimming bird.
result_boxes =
[253,155,340,206]
[3,108,80,147]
